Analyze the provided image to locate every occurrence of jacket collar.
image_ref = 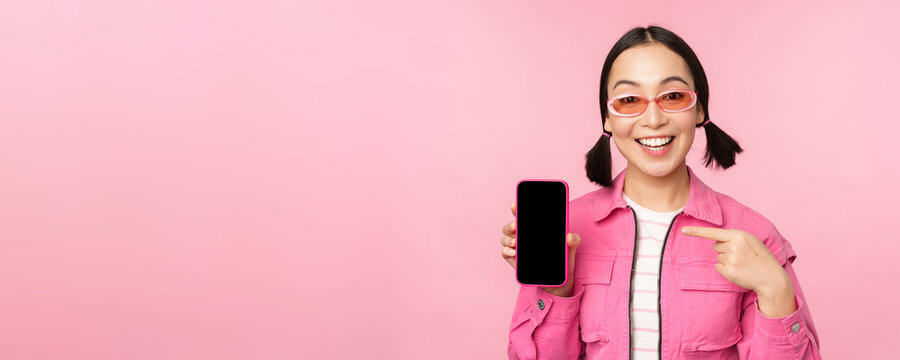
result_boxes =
[593,165,723,226]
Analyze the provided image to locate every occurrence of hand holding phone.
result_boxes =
[500,180,581,297]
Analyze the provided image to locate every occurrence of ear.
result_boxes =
[696,105,706,126]
[603,118,612,133]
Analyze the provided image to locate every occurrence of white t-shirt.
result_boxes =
[622,192,684,360]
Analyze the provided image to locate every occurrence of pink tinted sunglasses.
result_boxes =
[606,89,698,117]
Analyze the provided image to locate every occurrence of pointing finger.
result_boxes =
[681,226,731,242]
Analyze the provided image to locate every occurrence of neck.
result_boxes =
[623,162,690,213]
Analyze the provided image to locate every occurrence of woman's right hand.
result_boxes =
[501,201,581,297]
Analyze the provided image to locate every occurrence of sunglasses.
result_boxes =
[606,89,698,117]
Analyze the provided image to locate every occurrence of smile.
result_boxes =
[635,136,674,155]
[636,136,673,149]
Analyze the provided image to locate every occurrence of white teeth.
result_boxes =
[637,136,673,146]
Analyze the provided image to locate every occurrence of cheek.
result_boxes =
[677,132,696,150]
[675,118,698,144]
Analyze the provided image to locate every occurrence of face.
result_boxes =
[603,43,705,178]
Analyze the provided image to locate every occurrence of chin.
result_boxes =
[635,158,682,177]
[642,166,675,178]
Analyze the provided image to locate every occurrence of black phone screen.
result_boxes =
[515,180,568,287]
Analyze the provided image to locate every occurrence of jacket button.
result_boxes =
[537,299,545,310]
[791,323,800,333]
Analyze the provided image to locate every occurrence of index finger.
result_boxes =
[681,226,731,242]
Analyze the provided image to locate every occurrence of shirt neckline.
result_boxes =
[622,192,684,217]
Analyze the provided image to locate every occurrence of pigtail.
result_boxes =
[585,132,613,187]
[700,120,743,170]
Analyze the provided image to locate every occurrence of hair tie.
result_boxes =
[602,131,612,138]
[699,119,711,127]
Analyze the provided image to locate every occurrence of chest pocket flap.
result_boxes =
[575,252,616,285]
[678,262,750,292]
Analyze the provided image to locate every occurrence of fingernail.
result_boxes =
[681,228,689,234]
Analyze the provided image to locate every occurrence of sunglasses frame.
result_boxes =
[606,88,698,117]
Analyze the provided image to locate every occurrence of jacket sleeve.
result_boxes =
[508,280,586,360]
[736,230,822,359]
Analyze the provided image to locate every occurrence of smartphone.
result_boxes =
[515,179,569,287]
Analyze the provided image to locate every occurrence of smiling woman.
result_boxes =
[503,25,822,360]
[585,26,744,188]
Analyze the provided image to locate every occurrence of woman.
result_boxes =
[499,25,821,359]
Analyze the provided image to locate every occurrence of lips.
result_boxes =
[635,136,675,147]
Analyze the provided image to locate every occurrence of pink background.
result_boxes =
[1,0,897,358]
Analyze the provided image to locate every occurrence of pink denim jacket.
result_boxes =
[508,165,821,359]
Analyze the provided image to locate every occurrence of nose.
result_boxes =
[642,99,667,128]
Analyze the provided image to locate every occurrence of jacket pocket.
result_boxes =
[677,261,749,352]
[575,252,616,344]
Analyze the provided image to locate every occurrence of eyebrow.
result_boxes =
[612,76,689,91]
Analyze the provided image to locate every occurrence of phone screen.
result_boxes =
[515,180,568,287]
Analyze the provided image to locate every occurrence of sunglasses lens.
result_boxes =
[658,90,694,111]
[611,96,646,115]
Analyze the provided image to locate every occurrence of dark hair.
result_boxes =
[585,25,743,187]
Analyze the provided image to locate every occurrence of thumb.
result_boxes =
[568,233,581,250]
[568,233,580,275]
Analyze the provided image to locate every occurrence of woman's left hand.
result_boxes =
[680,226,791,296]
